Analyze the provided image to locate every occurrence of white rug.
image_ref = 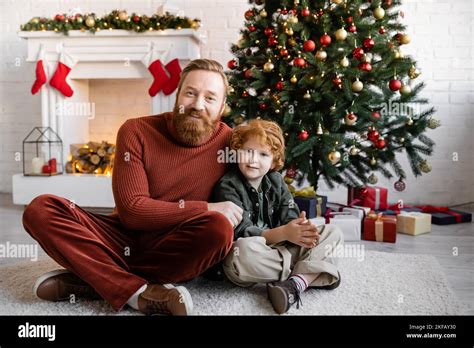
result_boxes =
[0,250,465,315]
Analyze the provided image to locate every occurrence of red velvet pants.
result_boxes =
[22,194,233,311]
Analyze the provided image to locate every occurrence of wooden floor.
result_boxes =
[0,192,472,314]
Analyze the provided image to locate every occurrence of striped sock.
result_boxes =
[289,274,309,293]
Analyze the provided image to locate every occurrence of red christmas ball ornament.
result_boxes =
[379,26,386,34]
[389,79,402,91]
[375,138,386,149]
[55,14,65,21]
[290,9,298,16]
[248,25,256,32]
[132,15,140,23]
[348,24,357,33]
[394,178,406,192]
[320,34,332,46]
[281,8,288,15]
[280,48,289,57]
[244,10,254,19]
[276,81,284,90]
[241,90,249,97]
[286,167,297,179]
[358,62,372,72]
[267,36,278,46]
[264,27,273,36]
[244,69,253,78]
[368,129,380,142]
[303,40,316,52]
[293,57,306,67]
[371,111,381,119]
[363,37,375,50]
[301,7,311,17]
[394,33,402,43]
[352,47,365,60]
[346,16,353,23]
[227,59,238,69]
[298,129,309,141]
[259,103,268,110]
[332,76,342,86]
[42,164,52,174]
[316,8,324,17]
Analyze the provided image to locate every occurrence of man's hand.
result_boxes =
[283,211,320,248]
[208,202,243,228]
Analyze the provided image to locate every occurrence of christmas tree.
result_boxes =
[224,0,439,191]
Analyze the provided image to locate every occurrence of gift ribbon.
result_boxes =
[374,188,380,210]
[348,187,367,207]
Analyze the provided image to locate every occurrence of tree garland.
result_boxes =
[20,10,201,35]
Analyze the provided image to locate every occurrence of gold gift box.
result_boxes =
[396,212,432,236]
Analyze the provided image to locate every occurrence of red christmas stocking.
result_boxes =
[49,51,77,97]
[142,47,170,97]
[31,47,47,95]
[162,58,182,96]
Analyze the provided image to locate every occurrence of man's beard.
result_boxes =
[172,105,217,146]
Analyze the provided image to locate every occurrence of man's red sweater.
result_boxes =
[111,112,232,231]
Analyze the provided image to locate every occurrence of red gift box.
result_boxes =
[348,186,388,210]
[363,212,397,243]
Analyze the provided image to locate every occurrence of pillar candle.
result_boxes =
[48,158,57,173]
[31,157,44,174]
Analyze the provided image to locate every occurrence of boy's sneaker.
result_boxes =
[267,279,302,314]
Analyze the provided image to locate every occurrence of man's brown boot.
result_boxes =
[137,284,193,316]
[33,269,101,302]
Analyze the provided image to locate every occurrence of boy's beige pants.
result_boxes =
[223,224,343,287]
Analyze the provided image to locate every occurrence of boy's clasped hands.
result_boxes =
[283,211,320,249]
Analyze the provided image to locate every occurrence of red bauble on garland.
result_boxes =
[293,57,306,67]
[363,37,375,50]
[259,103,268,110]
[348,24,357,33]
[248,25,256,32]
[244,69,253,78]
[301,7,311,17]
[358,62,372,71]
[244,10,254,19]
[276,81,284,90]
[264,27,273,36]
[368,129,380,142]
[132,15,140,23]
[267,36,278,46]
[375,138,386,149]
[371,111,381,119]
[55,14,65,21]
[280,48,289,56]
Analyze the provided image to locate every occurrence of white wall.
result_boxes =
[0,0,472,206]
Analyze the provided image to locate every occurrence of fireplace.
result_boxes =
[13,29,203,207]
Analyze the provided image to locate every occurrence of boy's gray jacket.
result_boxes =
[212,167,300,240]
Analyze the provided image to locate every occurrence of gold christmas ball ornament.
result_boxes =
[303,91,311,99]
[352,79,364,92]
[288,15,298,24]
[406,117,414,126]
[118,11,128,21]
[335,27,348,41]
[284,176,294,185]
[428,118,441,129]
[409,66,421,79]
[373,6,385,20]
[222,104,232,117]
[368,173,378,184]
[370,157,377,166]
[315,50,327,60]
[394,50,404,59]
[340,57,350,67]
[263,61,275,72]
[332,0,343,4]
[85,16,96,27]
[420,160,432,173]
[234,115,245,125]
[290,75,298,84]
[285,28,294,36]
[400,34,411,45]
[260,9,268,18]
[287,38,297,46]
[400,84,412,95]
[350,146,360,155]
[328,150,341,164]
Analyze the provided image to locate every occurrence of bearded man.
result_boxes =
[22,59,243,315]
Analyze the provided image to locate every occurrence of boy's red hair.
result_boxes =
[230,119,285,171]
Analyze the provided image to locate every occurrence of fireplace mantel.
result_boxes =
[13,29,204,208]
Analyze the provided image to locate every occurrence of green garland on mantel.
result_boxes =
[20,9,201,35]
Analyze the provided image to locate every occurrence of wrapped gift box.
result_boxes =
[311,213,361,242]
[396,212,432,236]
[375,207,423,216]
[294,195,327,219]
[363,213,397,243]
[429,209,472,225]
[348,186,388,210]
